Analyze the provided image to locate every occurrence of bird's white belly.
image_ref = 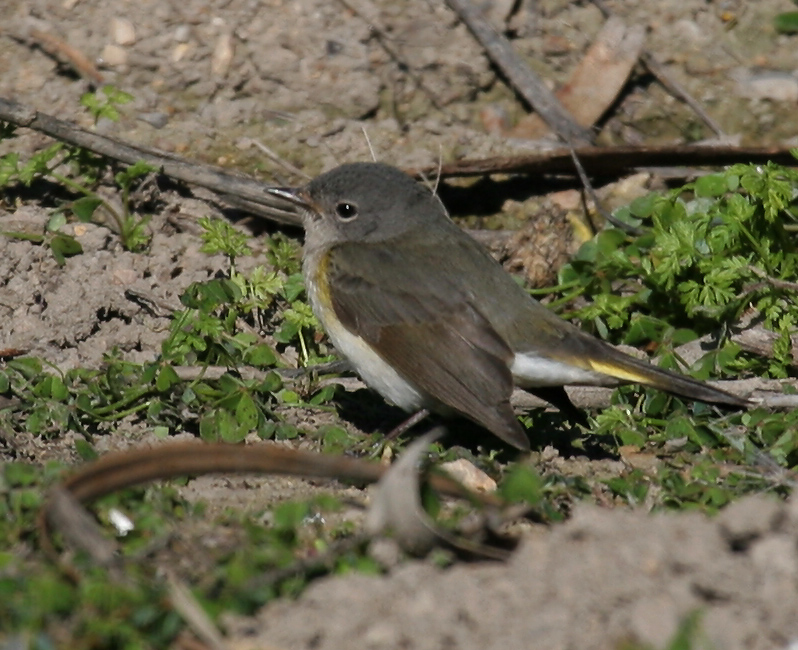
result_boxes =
[325,314,425,411]
[306,268,425,412]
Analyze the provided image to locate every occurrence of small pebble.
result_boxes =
[735,69,798,102]
[173,25,191,43]
[111,17,136,45]
[172,43,191,62]
[440,459,497,493]
[100,43,128,67]
[137,112,169,129]
[211,32,234,77]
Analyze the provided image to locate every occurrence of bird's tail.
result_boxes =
[586,345,751,408]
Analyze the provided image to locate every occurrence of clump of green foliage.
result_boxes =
[0,87,343,446]
[533,158,798,508]
[552,161,798,378]
[80,86,134,124]
[1,88,151,253]
[775,1,798,33]
[0,216,339,446]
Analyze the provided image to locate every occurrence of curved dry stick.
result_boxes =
[58,441,387,502]
[39,440,503,565]
[27,28,104,84]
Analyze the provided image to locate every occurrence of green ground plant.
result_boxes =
[538,158,798,509]
[0,216,338,445]
[1,87,151,252]
[774,0,798,33]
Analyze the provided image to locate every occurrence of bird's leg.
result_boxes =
[356,408,432,458]
[383,408,431,443]
[525,386,588,427]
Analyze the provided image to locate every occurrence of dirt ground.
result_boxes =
[2,0,798,648]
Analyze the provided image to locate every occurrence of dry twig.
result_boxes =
[445,0,593,145]
[407,143,798,179]
[27,28,104,84]
[0,97,302,227]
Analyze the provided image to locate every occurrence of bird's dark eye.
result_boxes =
[335,202,358,221]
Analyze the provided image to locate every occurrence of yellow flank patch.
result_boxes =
[307,249,346,333]
[587,359,652,384]
[314,250,333,311]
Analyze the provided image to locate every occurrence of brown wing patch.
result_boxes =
[377,306,529,450]
[326,244,529,450]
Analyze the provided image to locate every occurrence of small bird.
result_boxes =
[269,162,750,450]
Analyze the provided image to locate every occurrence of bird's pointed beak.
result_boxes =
[265,186,311,209]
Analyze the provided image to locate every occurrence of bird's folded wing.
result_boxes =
[326,242,530,449]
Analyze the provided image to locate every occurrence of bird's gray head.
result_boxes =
[286,163,446,252]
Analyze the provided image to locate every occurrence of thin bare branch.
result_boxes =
[26,28,104,84]
[406,144,798,179]
[445,0,593,145]
[0,97,302,226]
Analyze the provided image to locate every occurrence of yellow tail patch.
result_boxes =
[587,360,653,384]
